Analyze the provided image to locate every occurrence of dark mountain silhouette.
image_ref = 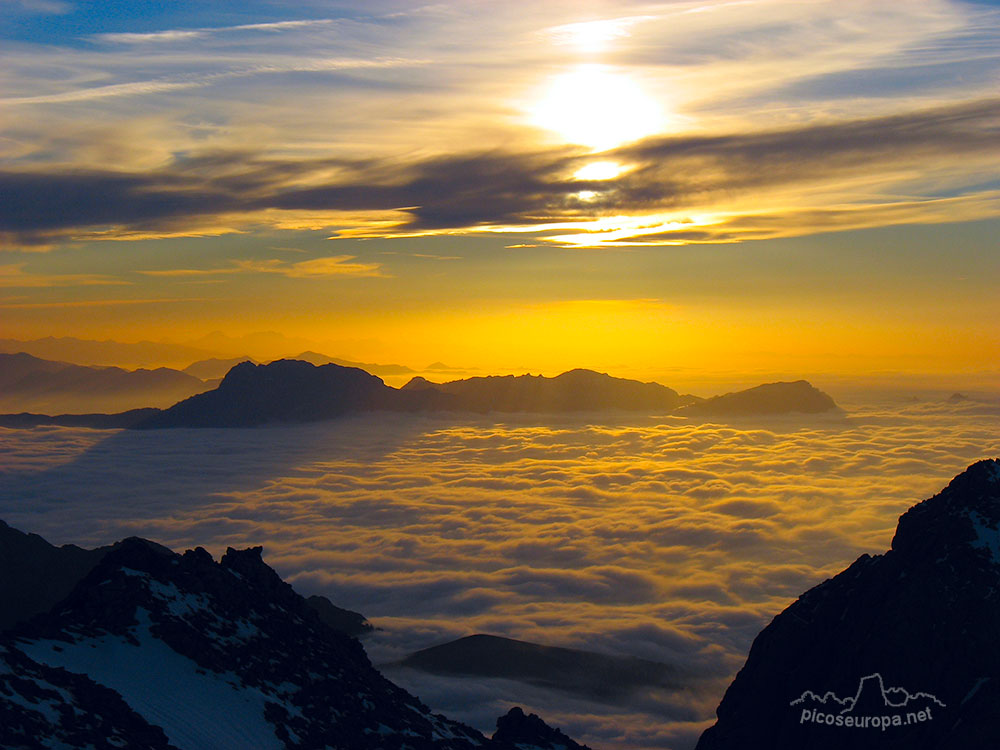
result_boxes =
[697,458,1000,750]
[0,358,839,428]
[0,520,108,631]
[400,633,684,702]
[306,594,374,638]
[136,359,454,428]
[400,369,700,413]
[0,352,209,414]
[680,380,837,416]
[0,525,589,750]
[182,356,257,380]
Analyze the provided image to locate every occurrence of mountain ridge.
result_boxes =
[0,524,592,750]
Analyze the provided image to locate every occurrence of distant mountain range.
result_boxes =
[0,522,590,750]
[401,369,698,413]
[0,352,210,414]
[697,458,1000,749]
[0,358,841,428]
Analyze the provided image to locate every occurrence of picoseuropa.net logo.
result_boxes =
[790,673,945,731]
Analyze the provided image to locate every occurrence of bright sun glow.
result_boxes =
[530,65,664,151]
[549,19,636,53]
[573,161,627,180]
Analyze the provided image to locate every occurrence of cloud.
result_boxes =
[1,399,998,749]
[140,255,385,279]
[2,97,998,250]
[0,263,127,288]
[95,19,340,45]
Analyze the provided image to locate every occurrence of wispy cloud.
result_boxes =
[2,96,998,249]
[0,263,127,288]
[96,18,340,44]
[141,255,385,279]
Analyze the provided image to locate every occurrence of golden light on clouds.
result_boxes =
[529,65,666,150]
[573,161,628,181]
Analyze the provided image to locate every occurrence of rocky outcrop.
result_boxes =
[697,459,1000,750]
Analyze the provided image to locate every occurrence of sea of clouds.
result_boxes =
[1,395,998,749]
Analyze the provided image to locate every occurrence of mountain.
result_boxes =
[680,380,837,416]
[305,594,374,639]
[136,359,454,428]
[0,352,210,414]
[0,525,591,750]
[696,458,1000,750]
[0,520,107,631]
[492,707,593,750]
[400,369,699,413]
[400,634,684,702]
[0,336,215,369]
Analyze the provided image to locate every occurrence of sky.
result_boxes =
[1,0,999,380]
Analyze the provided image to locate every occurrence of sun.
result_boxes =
[529,64,664,151]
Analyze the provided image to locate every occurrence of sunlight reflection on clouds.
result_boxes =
[0,397,997,748]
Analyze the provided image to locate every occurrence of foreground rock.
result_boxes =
[0,526,590,750]
[697,458,1000,750]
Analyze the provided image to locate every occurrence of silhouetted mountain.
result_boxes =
[0,525,590,750]
[697,458,1000,750]
[183,356,257,380]
[0,336,214,369]
[306,594,374,638]
[680,380,837,416]
[136,359,454,428]
[491,707,593,750]
[0,352,209,413]
[0,520,107,631]
[400,634,684,702]
[292,350,416,377]
[401,369,699,413]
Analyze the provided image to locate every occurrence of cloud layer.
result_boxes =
[1,396,998,748]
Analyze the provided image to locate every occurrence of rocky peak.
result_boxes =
[891,458,1000,564]
[696,458,1000,750]
[492,706,592,750]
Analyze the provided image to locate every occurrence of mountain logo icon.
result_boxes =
[790,674,945,731]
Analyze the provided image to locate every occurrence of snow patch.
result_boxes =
[19,609,284,750]
[969,511,1000,564]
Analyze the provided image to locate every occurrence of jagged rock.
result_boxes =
[697,459,1000,750]
[0,529,592,749]
[305,595,373,638]
[491,707,592,750]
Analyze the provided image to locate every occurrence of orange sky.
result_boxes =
[1,0,998,380]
